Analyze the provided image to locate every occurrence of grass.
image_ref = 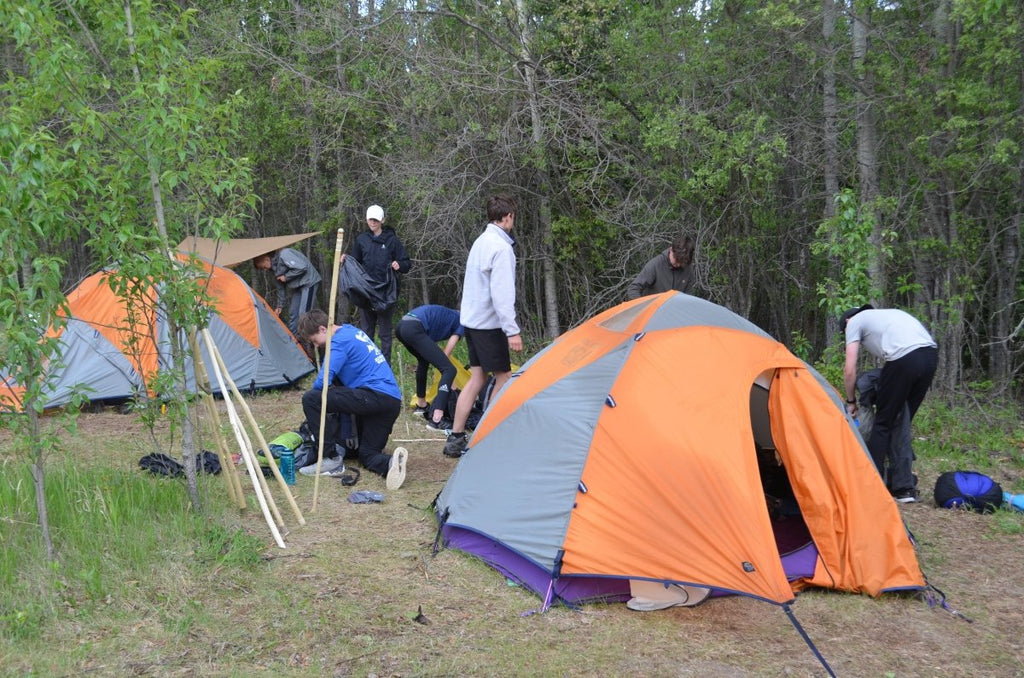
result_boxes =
[1,373,1023,676]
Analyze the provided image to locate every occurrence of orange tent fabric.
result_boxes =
[437,292,925,607]
[0,257,313,411]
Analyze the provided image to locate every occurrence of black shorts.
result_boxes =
[465,327,511,373]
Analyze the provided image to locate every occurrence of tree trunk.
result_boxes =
[852,5,884,298]
[125,0,202,510]
[822,0,839,220]
[992,209,1022,387]
[515,0,560,340]
[821,0,842,345]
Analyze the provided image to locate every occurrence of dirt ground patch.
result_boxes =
[8,390,1024,676]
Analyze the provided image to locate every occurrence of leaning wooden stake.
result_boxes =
[202,328,305,527]
[313,227,345,512]
[202,329,285,548]
[188,331,246,510]
[234,412,286,529]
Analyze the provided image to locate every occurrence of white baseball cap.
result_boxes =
[366,204,384,221]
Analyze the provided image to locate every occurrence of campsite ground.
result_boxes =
[3,389,1023,677]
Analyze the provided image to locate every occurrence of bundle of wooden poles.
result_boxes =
[185,228,346,548]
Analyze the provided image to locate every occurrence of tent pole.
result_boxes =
[188,331,246,510]
[203,329,305,527]
[201,328,286,548]
[313,228,345,512]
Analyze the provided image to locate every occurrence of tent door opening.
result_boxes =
[750,371,815,574]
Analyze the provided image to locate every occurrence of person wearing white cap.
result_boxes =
[347,204,411,364]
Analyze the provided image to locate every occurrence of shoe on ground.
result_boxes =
[893,488,919,504]
[443,432,468,458]
[299,455,345,476]
[426,417,453,432]
[386,447,408,490]
[413,405,429,417]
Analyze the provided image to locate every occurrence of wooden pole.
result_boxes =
[313,228,345,512]
[234,411,286,529]
[202,329,305,527]
[188,331,246,509]
[201,329,285,548]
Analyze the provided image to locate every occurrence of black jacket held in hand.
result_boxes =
[339,257,399,312]
[351,227,411,287]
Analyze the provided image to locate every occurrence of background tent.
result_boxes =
[0,257,314,411]
[177,232,318,268]
[436,292,925,609]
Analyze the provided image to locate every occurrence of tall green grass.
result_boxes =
[0,460,264,640]
[913,396,1024,534]
[914,397,1024,480]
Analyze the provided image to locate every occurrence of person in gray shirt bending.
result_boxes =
[840,304,938,502]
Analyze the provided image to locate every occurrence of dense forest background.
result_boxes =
[3,0,1022,397]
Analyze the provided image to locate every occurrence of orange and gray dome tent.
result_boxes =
[0,255,313,411]
[435,292,925,611]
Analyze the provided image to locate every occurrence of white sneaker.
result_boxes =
[386,447,408,490]
[299,456,345,476]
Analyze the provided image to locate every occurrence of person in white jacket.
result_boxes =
[443,194,522,458]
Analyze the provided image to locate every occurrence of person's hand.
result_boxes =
[391,260,400,270]
[845,401,858,416]
[508,334,523,352]
[276,275,286,283]
[274,307,282,315]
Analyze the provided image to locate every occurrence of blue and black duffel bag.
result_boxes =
[933,471,1003,513]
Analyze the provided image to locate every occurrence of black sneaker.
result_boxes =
[443,432,468,458]
[413,405,429,418]
[426,417,453,432]
[893,488,919,504]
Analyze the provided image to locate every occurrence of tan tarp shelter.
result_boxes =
[177,233,319,268]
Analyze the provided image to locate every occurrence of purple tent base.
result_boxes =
[441,526,631,605]
[440,518,820,607]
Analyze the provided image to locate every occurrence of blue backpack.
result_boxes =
[933,471,1003,513]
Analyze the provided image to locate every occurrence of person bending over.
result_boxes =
[395,305,464,430]
[297,309,407,490]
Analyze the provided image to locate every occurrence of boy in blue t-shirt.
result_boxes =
[296,310,406,490]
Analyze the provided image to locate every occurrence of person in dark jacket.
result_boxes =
[253,247,321,335]
[345,204,411,364]
[626,233,698,300]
